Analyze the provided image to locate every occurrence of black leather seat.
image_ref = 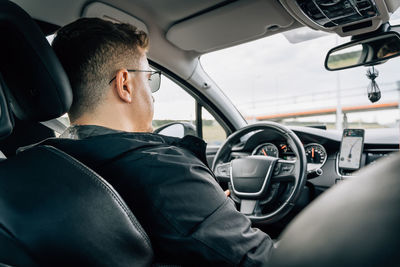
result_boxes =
[0,1,153,266]
[270,153,400,267]
[0,144,154,266]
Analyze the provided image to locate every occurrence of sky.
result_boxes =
[199,13,400,128]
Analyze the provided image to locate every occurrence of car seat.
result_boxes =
[0,1,153,266]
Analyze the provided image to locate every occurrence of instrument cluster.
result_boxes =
[252,142,327,171]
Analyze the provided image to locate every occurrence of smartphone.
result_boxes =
[339,129,365,170]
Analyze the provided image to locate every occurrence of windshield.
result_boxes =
[201,16,400,131]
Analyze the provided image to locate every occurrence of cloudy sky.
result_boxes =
[151,11,400,129]
[201,33,397,116]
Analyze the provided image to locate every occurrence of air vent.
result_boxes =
[296,0,378,28]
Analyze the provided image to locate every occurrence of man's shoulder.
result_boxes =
[28,131,209,167]
[91,132,209,166]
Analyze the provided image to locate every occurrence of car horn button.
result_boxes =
[230,156,278,199]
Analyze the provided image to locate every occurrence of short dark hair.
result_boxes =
[52,18,149,122]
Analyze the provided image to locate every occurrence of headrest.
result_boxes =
[0,0,72,122]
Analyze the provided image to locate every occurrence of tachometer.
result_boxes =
[252,143,279,158]
[304,143,327,171]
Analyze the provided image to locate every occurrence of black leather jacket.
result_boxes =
[40,125,273,266]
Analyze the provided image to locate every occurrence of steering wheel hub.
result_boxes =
[230,155,278,199]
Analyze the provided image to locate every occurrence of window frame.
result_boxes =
[150,60,233,139]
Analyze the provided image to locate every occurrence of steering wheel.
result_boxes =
[212,122,307,224]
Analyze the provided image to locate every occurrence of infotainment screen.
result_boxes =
[339,129,365,170]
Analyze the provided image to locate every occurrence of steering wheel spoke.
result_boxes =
[272,159,296,183]
[240,199,259,215]
[214,162,231,182]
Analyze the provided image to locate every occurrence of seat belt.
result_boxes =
[0,150,6,160]
[40,118,68,135]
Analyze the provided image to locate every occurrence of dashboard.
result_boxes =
[227,126,399,188]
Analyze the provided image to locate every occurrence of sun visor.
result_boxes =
[81,2,148,33]
[166,0,295,53]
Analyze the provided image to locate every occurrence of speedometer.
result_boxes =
[252,143,279,158]
[304,143,327,171]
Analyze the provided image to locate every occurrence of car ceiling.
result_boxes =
[130,0,234,29]
[11,0,302,83]
[11,0,400,76]
[12,0,301,53]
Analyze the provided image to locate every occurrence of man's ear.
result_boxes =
[114,69,133,103]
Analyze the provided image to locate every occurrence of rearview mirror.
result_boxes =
[325,32,400,71]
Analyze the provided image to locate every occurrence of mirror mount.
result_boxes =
[351,23,391,42]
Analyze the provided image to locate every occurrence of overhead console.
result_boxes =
[298,0,379,27]
[280,0,400,37]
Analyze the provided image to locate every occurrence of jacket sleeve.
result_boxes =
[187,197,274,266]
[107,144,274,266]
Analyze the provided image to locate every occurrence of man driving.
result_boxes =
[46,18,273,266]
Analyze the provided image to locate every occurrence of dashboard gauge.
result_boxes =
[279,143,288,153]
[304,143,327,171]
[252,143,279,158]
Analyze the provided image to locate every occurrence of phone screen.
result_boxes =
[339,129,365,170]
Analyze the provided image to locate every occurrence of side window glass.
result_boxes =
[202,107,226,145]
[152,74,196,130]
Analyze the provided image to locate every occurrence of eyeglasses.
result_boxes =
[109,70,161,93]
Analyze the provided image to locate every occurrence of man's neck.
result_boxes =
[72,112,152,133]
[72,111,133,132]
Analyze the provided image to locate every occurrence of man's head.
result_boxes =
[52,18,155,132]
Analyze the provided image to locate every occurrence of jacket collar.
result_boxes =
[60,125,124,139]
[48,124,209,167]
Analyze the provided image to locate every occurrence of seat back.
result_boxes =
[270,153,400,267]
[0,1,154,265]
[0,145,154,266]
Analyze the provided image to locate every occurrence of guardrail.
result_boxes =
[241,81,400,121]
